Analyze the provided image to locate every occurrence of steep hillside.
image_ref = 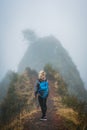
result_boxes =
[18,35,86,99]
[0,66,87,130]
[0,71,13,103]
[0,67,37,130]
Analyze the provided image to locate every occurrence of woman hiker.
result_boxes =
[34,70,49,121]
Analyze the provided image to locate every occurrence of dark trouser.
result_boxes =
[38,96,47,117]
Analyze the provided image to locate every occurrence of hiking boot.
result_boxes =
[40,116,47,121]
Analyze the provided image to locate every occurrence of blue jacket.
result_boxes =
[34,79,49,98]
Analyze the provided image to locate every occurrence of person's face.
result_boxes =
[41,74,45,80]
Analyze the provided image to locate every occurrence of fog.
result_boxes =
[0,0,87,89]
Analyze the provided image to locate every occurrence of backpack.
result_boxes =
[38,80,49,98]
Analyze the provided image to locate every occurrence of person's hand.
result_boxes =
[35,95,40,109]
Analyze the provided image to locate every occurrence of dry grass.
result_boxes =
[58,108,79,125]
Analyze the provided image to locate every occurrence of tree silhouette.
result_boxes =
[22,29,38,43]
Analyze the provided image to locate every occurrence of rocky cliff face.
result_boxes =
[18,35,86,99]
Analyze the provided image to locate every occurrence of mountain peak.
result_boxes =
[18,35,86,99]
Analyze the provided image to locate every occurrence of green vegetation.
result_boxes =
[0,65,87,130]
[44,64,87,130]
[0,71,13,103]
[0,72,22,124]
[0,68,37,129]
[61,94,87,130]
[44,64,56,80]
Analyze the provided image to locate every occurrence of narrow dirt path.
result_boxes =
[23,81,68,130]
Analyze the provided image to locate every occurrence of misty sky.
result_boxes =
[0,0,87,89]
